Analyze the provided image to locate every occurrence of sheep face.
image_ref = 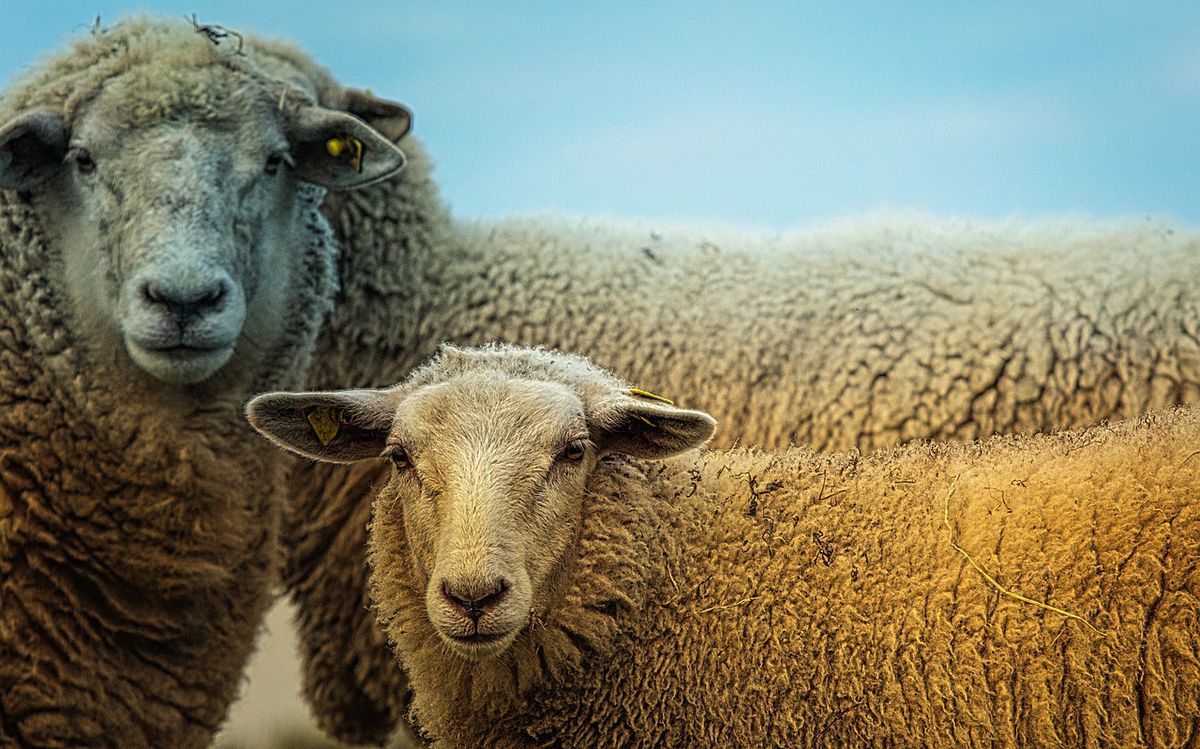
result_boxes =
[0,62,406,386]
[384,375,596,658]
[246,346,717,661]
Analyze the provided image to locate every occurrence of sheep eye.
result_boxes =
[389,448,411,471]
[71,148,96,175]
[559,440,587,463]
[264,152,285,176]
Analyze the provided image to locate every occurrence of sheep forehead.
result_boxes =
[408,344,627,396]
[398,376,586,462]
[75,94,283,181]
[3,18,292,123]
[84,63,279,134]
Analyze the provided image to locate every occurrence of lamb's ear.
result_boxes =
[0,109,68,191]
[245,388,396,463]
[590,389,716,459]
[341,88,413,143]
[286,105,406,189]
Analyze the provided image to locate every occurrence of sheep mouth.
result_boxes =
[440,627,519,658]
[448,631,507,645]
[138,343,228,356]
[124,338,237,385]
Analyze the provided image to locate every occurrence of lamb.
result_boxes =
[246,40,1200,742]
[0,18,407,748]
[249,344,1200,748]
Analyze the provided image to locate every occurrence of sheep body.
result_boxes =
[397,416,1199,747]
[251,346,1200,748]
[313,165,1200,451]
[0,187,295,749]
[256,42,1200,744]
[0,18,406,747]
[298,172,1200,742]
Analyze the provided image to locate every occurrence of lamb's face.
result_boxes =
[386,374,597,659]
[0,39,407,387]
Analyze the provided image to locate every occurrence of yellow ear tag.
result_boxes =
[307,406,341,446]
[629,388,674,405]
[325,136,365,173]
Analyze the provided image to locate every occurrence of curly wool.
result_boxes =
[305,164,1200,452]
[368,407,1200,748]
[0,20,339,749]
[250,35,1200,739]
[0,17,324,126]
[285,103,1200,742]
[221,27,1200,745]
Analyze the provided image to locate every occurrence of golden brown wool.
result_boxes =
[0,188,290,749]
[270,36,1200,742]
[0,19,346,748]
[368,407,1200,748]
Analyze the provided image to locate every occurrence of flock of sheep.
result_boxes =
[0,16,1196,749]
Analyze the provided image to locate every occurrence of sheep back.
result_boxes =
[288,208,1200,742]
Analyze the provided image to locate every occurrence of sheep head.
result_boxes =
[246,345,716,659]
[0,19,408,386]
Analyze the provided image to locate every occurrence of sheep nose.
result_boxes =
[441,579,510,622]
[140,277,229,322]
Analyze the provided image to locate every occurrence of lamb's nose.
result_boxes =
[441,579,510,622]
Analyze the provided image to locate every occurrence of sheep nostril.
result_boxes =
[441,581,470,612]
[140,280,166,305]
[199,283,227,306]
[478,579,509,610]
[442,579,510,621]
[138,278,229,319]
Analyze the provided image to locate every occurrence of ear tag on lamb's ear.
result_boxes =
[306,406,342,446]
[629,388,674,405]
[628,388,671,428]
[325,136,364,173]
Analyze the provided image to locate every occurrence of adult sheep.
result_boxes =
[249,344,1200,748]
[0,18,406,748]
[272,43,1200,742]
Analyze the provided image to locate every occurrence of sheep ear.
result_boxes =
[341,88,413,143]
[591,389,716,459]
[245,389,396,463]
[0,109,68,191]
[286,105,406,189]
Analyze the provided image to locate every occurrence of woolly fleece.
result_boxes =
[293,133,1200,746]
[245,33,1200,744]
[364,379,1200,747]
[0,20,340,748]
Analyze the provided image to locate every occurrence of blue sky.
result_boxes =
[3,2,1198,229]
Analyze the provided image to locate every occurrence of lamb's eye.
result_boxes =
[559,440,587,463]
[264,152,285,176]
[71,148,96,175]
[389,448,411,471]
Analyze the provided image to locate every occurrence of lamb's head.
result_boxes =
[247,345,715,658]
[0,18,410,386]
